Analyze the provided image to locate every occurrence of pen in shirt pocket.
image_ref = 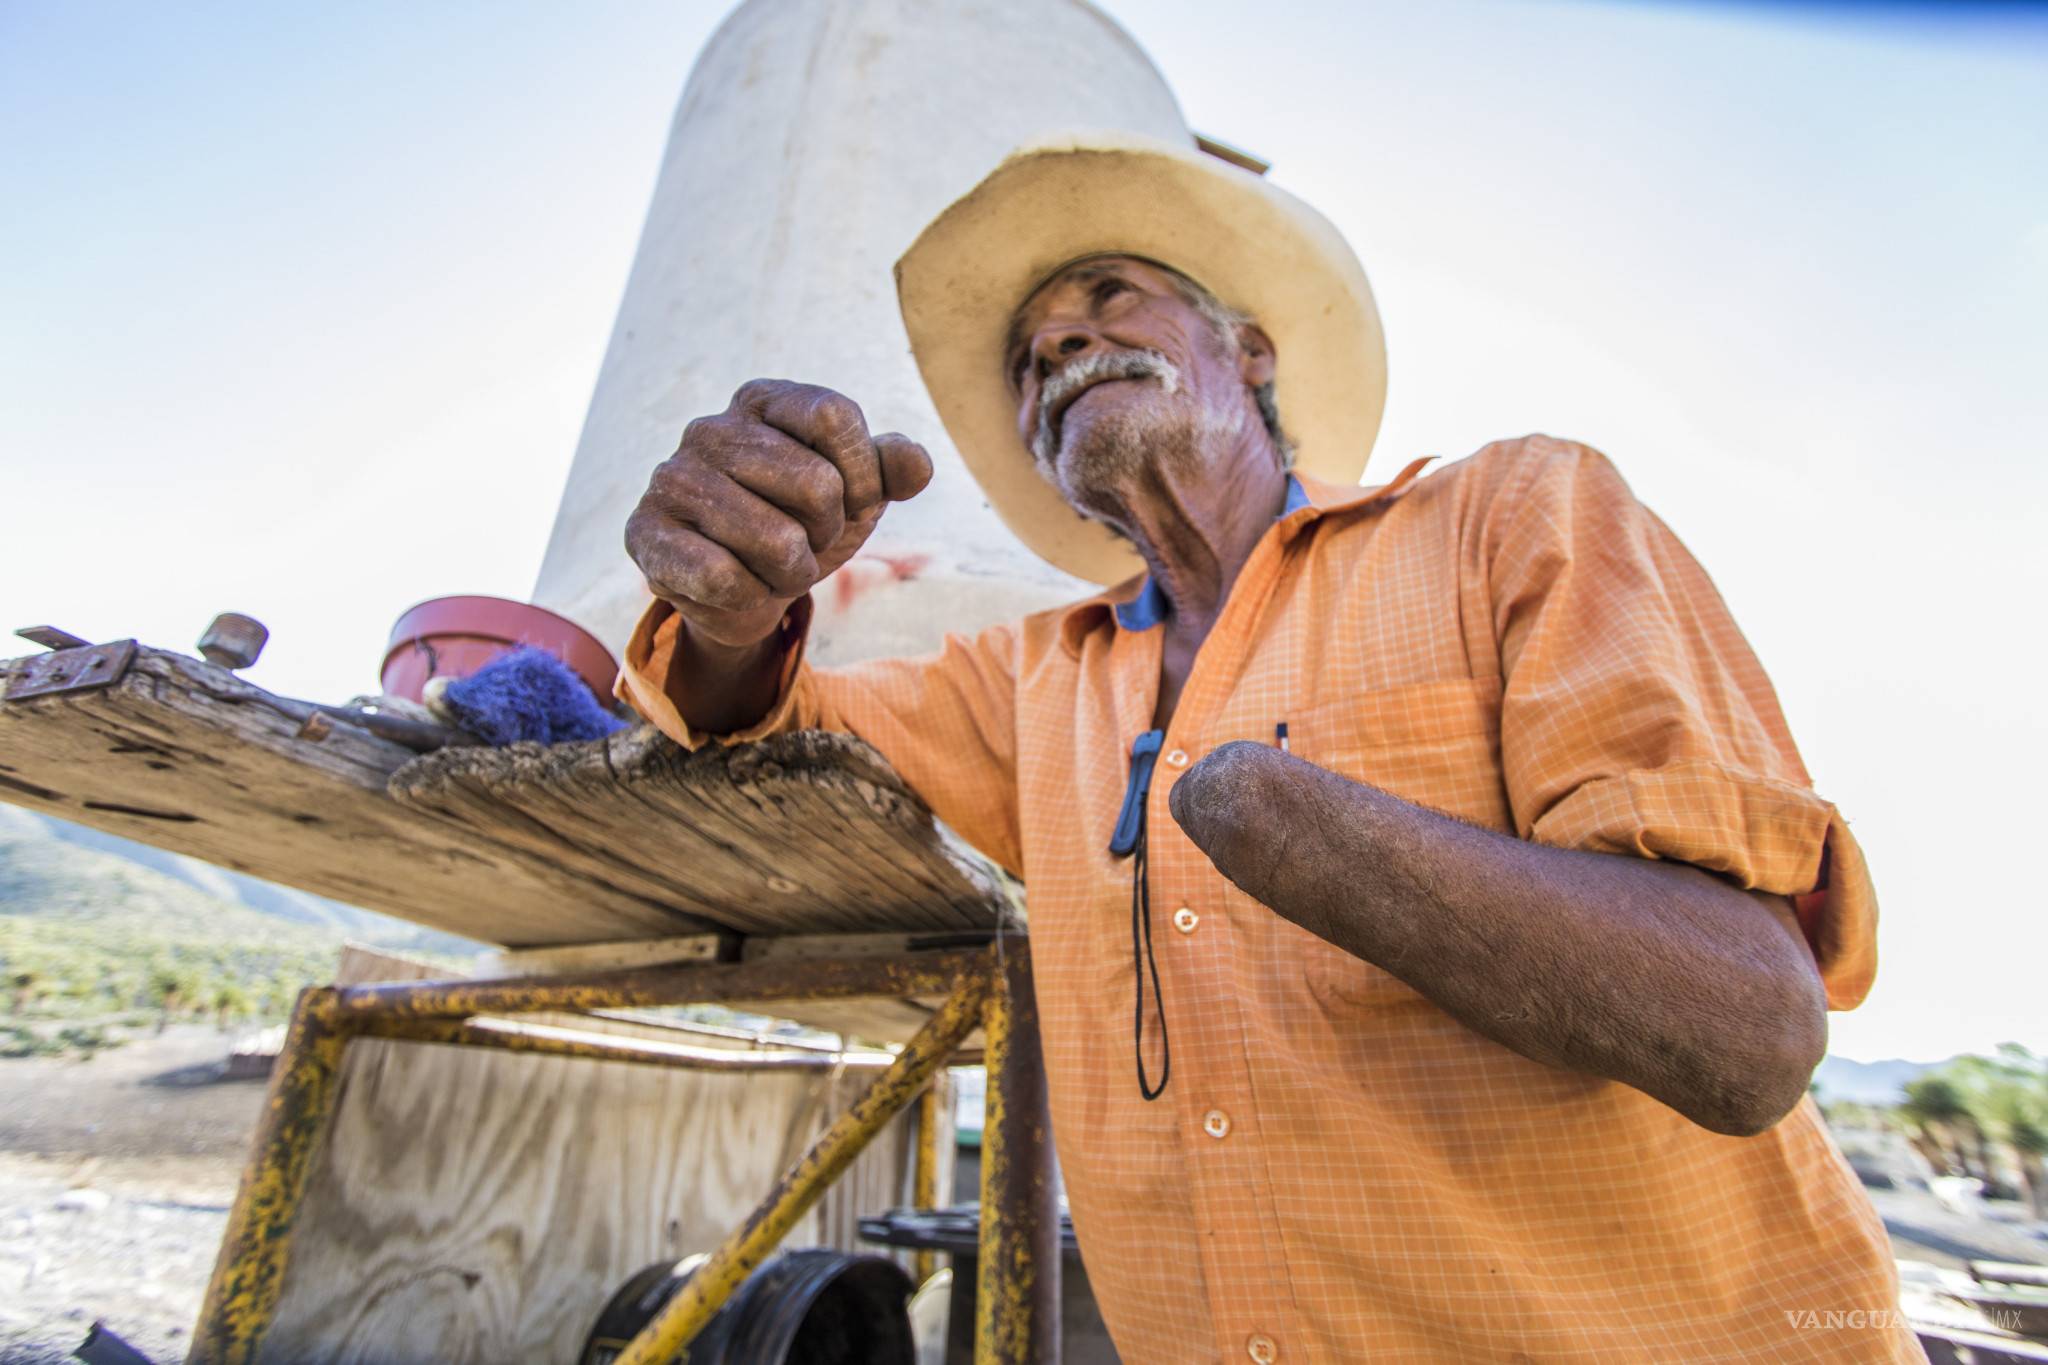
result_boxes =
[1275,721,1289,753]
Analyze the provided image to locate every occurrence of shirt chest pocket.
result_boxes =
[1284,675,1508,827]
[1274,676,1509,1011]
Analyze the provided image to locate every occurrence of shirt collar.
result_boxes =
[1109,574,1169,632]
[1061,456,1436,654]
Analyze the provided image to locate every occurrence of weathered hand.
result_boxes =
[625,379,934,648]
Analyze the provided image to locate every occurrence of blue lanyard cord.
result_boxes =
[1111,730,1170,1100]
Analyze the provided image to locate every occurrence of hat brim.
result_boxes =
[894,129,1387,585]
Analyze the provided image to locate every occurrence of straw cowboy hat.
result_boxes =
[894,128,1388,586]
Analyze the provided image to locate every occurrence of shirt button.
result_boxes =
[1247,1334,1278,1362]
[1203,1109,1232,1139]
[1173,906,1199,934]
[1164,747,1189,768]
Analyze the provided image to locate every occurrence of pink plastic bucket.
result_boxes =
[381,596,618,705]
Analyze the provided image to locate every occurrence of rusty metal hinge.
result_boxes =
[3,639,138,701]
[14,626,92,651]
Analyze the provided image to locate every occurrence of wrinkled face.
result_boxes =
[1003,256,1273,517]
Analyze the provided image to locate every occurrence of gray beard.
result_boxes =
[1032,349,1254,535]
[1031,349,1182,469]
[1032,350,1185,525]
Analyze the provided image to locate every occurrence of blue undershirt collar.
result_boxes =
[1110,473,1310,632]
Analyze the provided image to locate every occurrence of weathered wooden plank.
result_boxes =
[478,933,731,980]
[0,643,1014,949]
[647,729,997,932]
[388,723,1012,938]
[0,646,715,945]
[723,735,1010,921]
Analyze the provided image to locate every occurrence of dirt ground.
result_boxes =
[1870,1183,2048,1270]
[0,1027,263,1365]
[2,1032,2045,1363]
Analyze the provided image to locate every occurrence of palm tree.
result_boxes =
[10,970,39,1016]
[1948,1046,2048,1218]
[212,984,250,1031]
[2000,1115,2048,1221]
[1897,1076,1972,1178]
[152,969,189,1034]
[1957,1110,2000,1192]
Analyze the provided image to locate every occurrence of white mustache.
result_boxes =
[1032,349,1182,464]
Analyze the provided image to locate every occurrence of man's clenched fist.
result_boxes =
[626,380,934,647]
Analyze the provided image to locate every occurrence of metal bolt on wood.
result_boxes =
[197,613,269,671]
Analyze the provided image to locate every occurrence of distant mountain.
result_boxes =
[0,805,483,956]
[1813,1054,1954,1105]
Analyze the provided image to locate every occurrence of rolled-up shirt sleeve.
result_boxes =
[616,595,820,750]
[1487,441,1878,1009]
[615,593,1025,877]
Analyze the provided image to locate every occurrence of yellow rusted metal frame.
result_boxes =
[610,971,990,1364]
[187,986,347,1365]
[974,944,1059,1362]
[912,1076,946,1284]
[186,945,1055,1365]
[361,1015,899,1073]
[328,946,989,1022]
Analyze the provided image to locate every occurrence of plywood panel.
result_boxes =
[262,948,947,1364]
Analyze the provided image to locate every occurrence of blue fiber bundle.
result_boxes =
[440,646,627,747]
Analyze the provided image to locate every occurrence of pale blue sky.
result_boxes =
[2,1,2042,1061]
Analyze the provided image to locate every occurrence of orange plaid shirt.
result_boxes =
[621,435,1915,1363]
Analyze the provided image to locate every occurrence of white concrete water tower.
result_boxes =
[530,0,1190,665]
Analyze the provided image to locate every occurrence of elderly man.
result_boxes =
[619,133,1913,1362]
